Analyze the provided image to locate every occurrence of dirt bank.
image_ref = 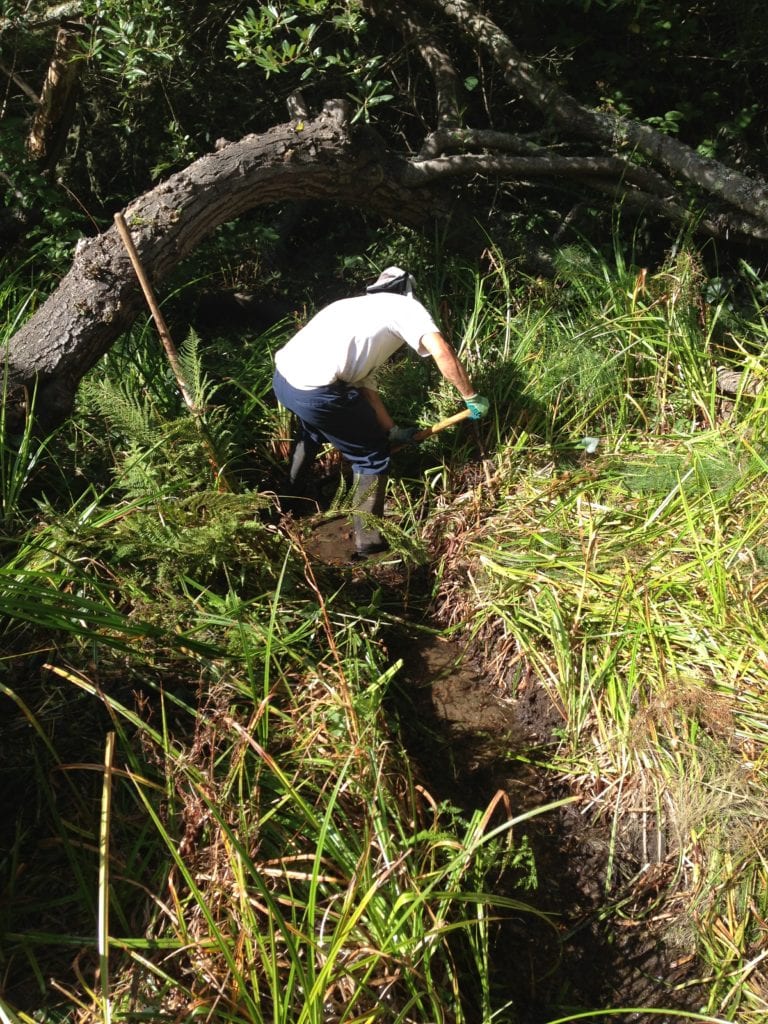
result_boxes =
[299,511,707,1023]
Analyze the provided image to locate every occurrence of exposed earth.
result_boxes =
[300,510,707,1024]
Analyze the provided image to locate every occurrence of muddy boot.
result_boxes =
[352,472,389,557]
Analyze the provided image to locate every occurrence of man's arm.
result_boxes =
[359,386,396,431]
[420,332,475,397]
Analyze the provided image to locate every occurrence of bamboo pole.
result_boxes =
[114,212,234,491]
[114,212,198,413]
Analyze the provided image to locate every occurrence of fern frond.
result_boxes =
[111,489,280,590]
[83,377,160,449]
[179,329,217,410]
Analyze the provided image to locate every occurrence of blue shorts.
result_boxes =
[273,369,390,475]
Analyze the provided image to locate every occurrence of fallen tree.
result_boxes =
[4,0,768,425]
[5,102,455,428]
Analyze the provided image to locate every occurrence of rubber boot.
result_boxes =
[352,472,388,557]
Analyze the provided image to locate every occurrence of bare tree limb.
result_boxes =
[435,0,768,228]
[0,56,39,102]
[26,19,88,167]
[365,0,462,132]
[571,178,768,242]
[404,146,768,241]
[419,126,545,160]
[408,148,676,197]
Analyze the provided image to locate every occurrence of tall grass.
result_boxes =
[2,245,767,1024]
[0,279,52,530]
[2,569,545,1023]
[0,282,543,1024]
[426,247,768,1022]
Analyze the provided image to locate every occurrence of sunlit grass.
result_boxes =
[3,244,768,1022]
[9,611,545,1024]
[429,249,768,1021]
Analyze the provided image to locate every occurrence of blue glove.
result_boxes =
[464,393,490,420]
[388,425,420,445]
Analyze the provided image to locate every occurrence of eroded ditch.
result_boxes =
[304,513,707,1023]
[0,500,706,1022]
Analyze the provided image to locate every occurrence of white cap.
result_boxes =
[366,266,417,298]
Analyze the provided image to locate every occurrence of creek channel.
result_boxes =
[302,512,707,1024]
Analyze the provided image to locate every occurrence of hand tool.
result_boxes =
[412,407,473,443]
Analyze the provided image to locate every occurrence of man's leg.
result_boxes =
[274,371,323,507]
[351,471,388,556]
[310,388,391,557]
[273,371,391,552]
[287,424,321,493]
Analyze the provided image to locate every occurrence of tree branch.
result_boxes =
[405,147,768,241]
[435,0,768,229]
[0,56,39,103]
[365,0,462,132]
[405,151,671,195]
[26,19,88,166]
[419,126,545,160]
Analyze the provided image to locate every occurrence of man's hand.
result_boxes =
[389,425,420,445]
[464,393,490,420]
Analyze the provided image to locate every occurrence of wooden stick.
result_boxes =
[113,212,198,414]
[114,211,234,492]
[413,407,472,442]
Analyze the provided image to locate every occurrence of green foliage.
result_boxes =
[0,375,46,530]
[72,336,284,592]
[84,0,189,90]
[109,488,279,590]
[417,247,768,1023]
[3,0,768,286]
[226,1,393,122]
[554,0,768,177]
[6,139,768,1021]
[0,278,58,527]
[18,613,544,1024]
[84,335,230,497]
[645,108,684,135]
[0,133,85,274]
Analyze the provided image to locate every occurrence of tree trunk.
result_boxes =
[6,107,452,430]
[437,0,768,230]
[26,20,88,170]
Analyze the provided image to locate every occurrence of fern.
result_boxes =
[83,355,235,501]
[84,375,159,449]
[111,489,280,590]
[178,329,214,410]
[68,337,284,592]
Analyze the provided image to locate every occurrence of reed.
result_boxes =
[428,248,768,1022]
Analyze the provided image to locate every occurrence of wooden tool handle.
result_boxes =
[413,407,472,442]
[114,212,198,414]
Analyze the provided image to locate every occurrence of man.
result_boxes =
[272,266,489,557]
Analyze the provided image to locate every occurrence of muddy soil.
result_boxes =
[303,513,706,1024]
[389,636,703,1024]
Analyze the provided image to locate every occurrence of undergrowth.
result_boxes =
[1,244,767,1023]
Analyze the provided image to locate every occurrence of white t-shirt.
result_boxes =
[274,293,439,390]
